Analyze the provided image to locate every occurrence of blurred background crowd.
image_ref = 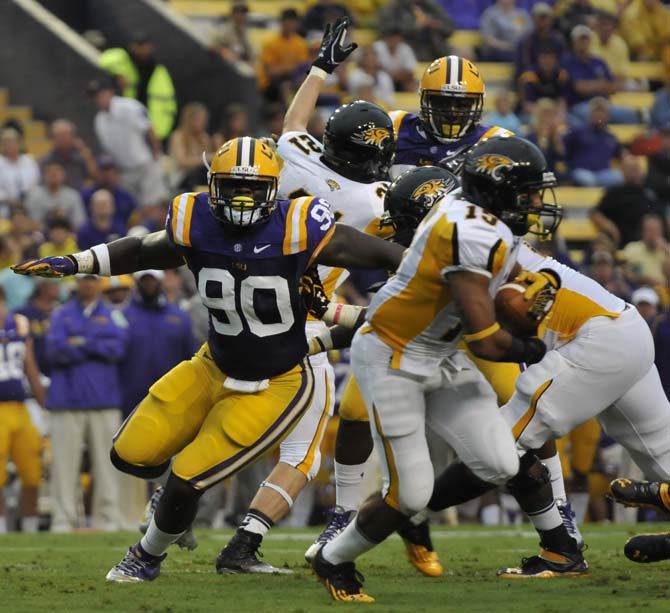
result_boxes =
[1,0,670,533]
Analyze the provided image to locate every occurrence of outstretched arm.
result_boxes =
[283,74,326,134]
[316,223,404,272]
[12,230,183,278]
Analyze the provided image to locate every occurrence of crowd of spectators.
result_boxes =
[0,0,669,531]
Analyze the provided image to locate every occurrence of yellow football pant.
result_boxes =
[0,402,41,487]
[113,344,314,490]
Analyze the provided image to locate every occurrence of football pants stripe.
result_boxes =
[296,370,332,476]
[372,403,401,511]
[512,379,553,441]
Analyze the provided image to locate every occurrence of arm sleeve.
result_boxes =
[441,220,510,279]
[46,309,87,365]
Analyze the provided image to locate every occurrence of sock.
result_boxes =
[527,499,562,531]
[140,515,183,557]
[153,460,174,487]
[240,508,274,537]
[542,453,567,502]
[538,524,579,554]
[22,516,38,533]
[570,492,589,524]
[322,518,377,565]
[481,504,501,525]
[335,461,366,512]
[0,516,6,533]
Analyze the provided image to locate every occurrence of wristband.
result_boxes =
[90,244,111,276]
[463,322,500,343]
[323,303,364,328]
[309,66,328,80]
[71,250,94,274]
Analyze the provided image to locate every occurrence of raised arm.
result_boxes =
[315,223,404,272]
[284,18,357,134]
[12,230,183,278]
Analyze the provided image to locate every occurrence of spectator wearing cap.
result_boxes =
[259,9,309,102]
[89,79,169,209]
[25,161,86,229]
[588,249,632,300]
[564,97,624,187]
[515,3,567,78]
[100,275,135,309]
[556,0,599,39]
[40,119,98,191]
[590,155,665,247]
[0,128,39,207]
[480,0,531,62]
[632,286,660,322]
[590,11,630,82]
[81,156,137,230]
[377,0,453,62]
[372,27,418,92]
[38,217,79,259]
[211,1,256,75]
[620,0,670,62]
[518,47,570,115]
[348,46,396,107]
[301,0,353,40]
[76,190,126,250]
[623,213,670,287]
[168,102,214,191]
[98,33,176,140]
[46,274,128,532]
[563,25,638,125]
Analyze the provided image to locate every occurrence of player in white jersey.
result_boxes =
[215,17,400,574]
[312,138,585,603]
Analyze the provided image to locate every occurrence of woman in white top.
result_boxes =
[348,46,396,109]
[0,128,40,206]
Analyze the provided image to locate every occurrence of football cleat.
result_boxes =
[609,479,670,513]
[624,533,670,563]
[396,519,443,577]
[105,544,166,582]
[312,548,374,603]
[216,528,293,575]
[497,548,589,579]
[556,500,585,550]
[139,486,198,551]
[305,506,356,563]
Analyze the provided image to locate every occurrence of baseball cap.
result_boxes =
[532,2,553,17]
[133,269,165,281]
[101,275,135,292]
[571,24,593,40]
[632,287,659,307]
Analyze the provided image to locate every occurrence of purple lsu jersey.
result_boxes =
[389,111,510,175]
[0,314,29,402]
[166,192,336,380]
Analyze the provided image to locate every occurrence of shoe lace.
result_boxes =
[117,550,148,575]
[148,487,164,514]
[557,503,576,533]
[319,509,352,543]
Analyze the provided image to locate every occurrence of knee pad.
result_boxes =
[154,473,203,534]
[506,452,550,496]
[110,446,170,480]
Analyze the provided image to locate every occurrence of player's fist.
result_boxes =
[300,265,330,319]
[12,255,78,278]
[312,17,358,75]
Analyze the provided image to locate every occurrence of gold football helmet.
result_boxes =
[206,137,280,227]
[419,55,485,142]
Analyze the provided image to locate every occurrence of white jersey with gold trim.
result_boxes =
[518,243,626,350]
[366,189,520,376]
[278,130,389,300]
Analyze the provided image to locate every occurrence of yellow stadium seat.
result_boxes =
[558,218,598,242]
[610,92,655,111]
[568,249,585,264]
[169,0,304,17]
[248,28,276,48]
[554,187,604,209]
[24,138,51,158]
[451,30,482,49]
[0,88,8,107]
[628,62,666,81]
[0,106,32,125]
[354,28,377,46]
[610,124,645,144]
[23,121,47,141]
[393,92,419,112]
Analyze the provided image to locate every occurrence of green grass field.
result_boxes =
[3,524,670,612]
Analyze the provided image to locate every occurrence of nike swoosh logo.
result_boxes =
[253,244,272,254]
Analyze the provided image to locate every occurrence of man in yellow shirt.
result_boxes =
[590,11,630,81]
[623,214,670,287]
[620,0,670,61]
[37,218,79,259]
[259,9,309,101]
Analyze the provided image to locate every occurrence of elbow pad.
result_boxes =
[501,337,547,365]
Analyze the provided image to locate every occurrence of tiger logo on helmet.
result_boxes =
[351,127,392,150]
[410,177,457,207]
[205,137,280,227]
[419,55,486,142]
[473,154,516,181]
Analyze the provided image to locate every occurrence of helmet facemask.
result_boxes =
[420,90,484,142]
[209,174,278,228]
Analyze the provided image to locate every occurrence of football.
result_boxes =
[494,282,539,337]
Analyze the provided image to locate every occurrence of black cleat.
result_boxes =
[609,479,670,513]
[497,547,589,578]
[396,519,443,577]
[624,533,670,563]
[312,548,375,602]
[216,529,292,575]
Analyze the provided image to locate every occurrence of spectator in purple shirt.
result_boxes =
[518,47,570,115]
[515,3,567,78]
[80,156,137,230]
[650,305,670,400]
[438,0,487,30]
[564,96,623,187]
[76,189,125,250]
[563,25,638,125]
